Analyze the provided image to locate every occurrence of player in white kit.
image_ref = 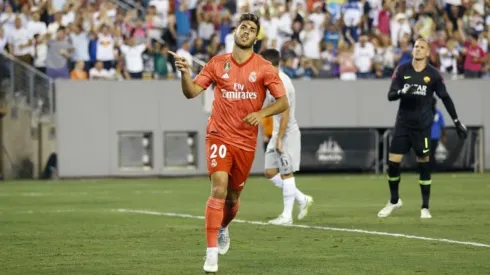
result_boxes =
[260,49,314,225]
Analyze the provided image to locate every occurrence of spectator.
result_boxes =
[297,57,319,79]
[354,33,375,78]
[1,0,489,81]
[33,33,47,73]
[96,25,116,70]
[0,28,7,54]
[153,43,170,79]
[47,12,63,36]
[26,12,47,38]
[119,36,149,79]
[45,27,73,79]
[191,38,208,62]
[337,38,357,81]
[0,5,16,37]
[89,60,115,80]
[146,5,164,42]
[224,26,235,53]
[391,13,411,47]
[324,23,340,49]
[299,21,321,64]
[176,39,193,78]
[8,16,33,65]
[342,0,363,42]
[197,11,215,45]
[175,0,192,48]
[70,60,88,80]
[69,24,90,72]
[463,33,486,78]
[438,39,459,78]
[319,41,337,78]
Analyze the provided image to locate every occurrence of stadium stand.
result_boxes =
[0,0,489,81]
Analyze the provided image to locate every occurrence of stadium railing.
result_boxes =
[0,52,54,119]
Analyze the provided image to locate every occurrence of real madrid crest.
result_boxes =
[249,71,256,83]
[224,61,231,73]
[424,76,430,83]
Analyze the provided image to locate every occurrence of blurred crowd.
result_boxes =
[0,0,489,81]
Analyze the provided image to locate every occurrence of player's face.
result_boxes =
[412,40,430,61]
[234,21,258,49]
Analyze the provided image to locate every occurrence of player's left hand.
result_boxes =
[243,112,264,126]
[454,119,468,139]
[276,138,283,153]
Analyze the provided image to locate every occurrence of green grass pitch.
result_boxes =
[1,173,489,274]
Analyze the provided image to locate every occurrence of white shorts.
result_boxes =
[264,129,301,174]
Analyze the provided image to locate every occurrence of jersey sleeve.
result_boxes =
[264,65,286,99]
[387,65,404,101]
[389,65,404,91]
[434,69,449,99]
[193,57,216,90]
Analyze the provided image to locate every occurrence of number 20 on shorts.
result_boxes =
[210,144,227,159]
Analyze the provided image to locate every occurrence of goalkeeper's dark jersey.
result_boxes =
[388,62,449,130]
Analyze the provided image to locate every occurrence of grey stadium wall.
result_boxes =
[55,79,489,178]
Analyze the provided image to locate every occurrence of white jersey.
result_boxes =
[266,71,299,137]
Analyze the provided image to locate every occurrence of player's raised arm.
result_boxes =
[169,51,211,99]
[434,71,468,139]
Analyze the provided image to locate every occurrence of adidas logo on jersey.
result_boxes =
[221,73,229,79]
[316,138,345,164]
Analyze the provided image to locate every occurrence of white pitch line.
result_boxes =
[115,209,490,249]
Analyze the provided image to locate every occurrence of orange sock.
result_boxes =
[205,196,225,248]
[221,199,240,228]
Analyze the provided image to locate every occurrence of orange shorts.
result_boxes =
[206,137,255,191]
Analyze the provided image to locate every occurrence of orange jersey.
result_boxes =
[194,53,286,151]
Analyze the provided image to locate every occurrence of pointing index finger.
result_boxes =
[168,50,179,58]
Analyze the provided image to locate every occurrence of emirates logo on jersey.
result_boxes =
[221,89,258,100]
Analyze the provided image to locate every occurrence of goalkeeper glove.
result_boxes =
[398,85,416,96]
[454,119,468,139]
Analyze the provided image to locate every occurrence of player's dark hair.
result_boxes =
[238,13,261,33]
[260,49,280,67]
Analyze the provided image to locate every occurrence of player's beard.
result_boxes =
[234,33,255,50]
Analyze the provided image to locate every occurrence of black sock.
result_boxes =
[419,162,432,209]
[388,161,401,204]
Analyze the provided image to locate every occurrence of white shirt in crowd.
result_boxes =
[89,67,116,80]
[308,12,325,30]
[354,42,375,73]
[300,29,321,59]
[34,42,47,68]
[26,20,47,37]
[198,21,214,41]
[149,0,169,27]
[47,21,61,36]
[438,47,459,74]
[96,34,115,61]
[0,13,16,36]
[147,16,163,41]
[342,1,363,27]
[0,35,8,54]
[8,27,32,56]
[52,0,67,12]
[225,33,234,53]
[70,32,90,62]
[120,44,147,73]
[62,11,76,27]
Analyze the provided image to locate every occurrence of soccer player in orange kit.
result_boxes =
[169,13,289,273]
